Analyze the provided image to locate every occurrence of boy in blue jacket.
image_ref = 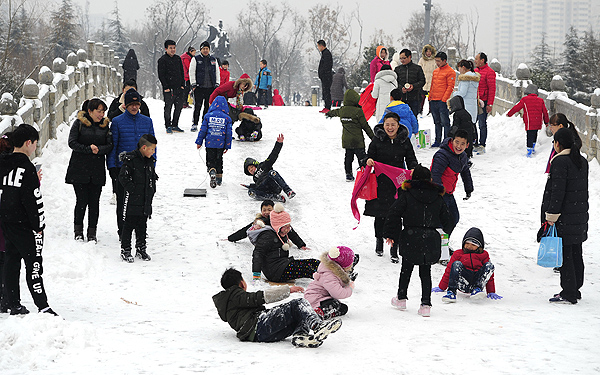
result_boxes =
[378,88,419,138]
[195,96,233,188]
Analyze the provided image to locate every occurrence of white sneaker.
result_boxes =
[109,193,117,205]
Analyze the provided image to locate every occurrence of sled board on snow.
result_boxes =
[183,188,207,197]
[264,279,295,286]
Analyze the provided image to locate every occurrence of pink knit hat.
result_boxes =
[269,203,291,249]
[327,246,355,269]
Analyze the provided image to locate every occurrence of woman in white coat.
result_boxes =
[453,60,480,123]
[371,65,398,122]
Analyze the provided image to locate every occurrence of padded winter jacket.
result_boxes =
[65,111,113,186]
[371,69,398,121]
[378,100,419,136]
[330,68,348,102]
[383,179,455,265]
[181,52,194,82]
[228,213,305,248]
[326,89,375,149]
[254,67,272,90]
[219,66,230,84]
[107,94,150,121]
[364,125,418,217]
[0,152,45,231]
[212,286,266,342]
[448,96,475,141]
[107,110,155,169]
[393,61,426,103]
[318,48,333,80]
[190,53,219,88]
[272,89,285,106]
[507,94,549,131]
[475,63,496,105]
[304,252,353,308]
[157,53,185,91]
[209,75,253,104]
[118,150,158,218]
[244,141,282,185]
[418,44,437,91]
[430,138,473,195]
[252,228,293,282]
[541,150,588,245]
[454,71,480,122]
[429,63,456,102]
[195,96,233,149]
[369,46,390,83]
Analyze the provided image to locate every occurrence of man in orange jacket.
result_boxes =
[429,52,456,146]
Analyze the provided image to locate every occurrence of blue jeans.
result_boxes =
[430,100,450,143]
[476,101,488,146]
[254,298,320,342]
[447,261,494,293]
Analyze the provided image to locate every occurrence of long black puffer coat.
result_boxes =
[118,150,158,217]
[541,151,588,245]
[383,179,455,265]
[364,124,418,217]
[251,229,293,282]
[65,111,113,185]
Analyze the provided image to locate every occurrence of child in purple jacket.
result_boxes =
[304,246,358,319]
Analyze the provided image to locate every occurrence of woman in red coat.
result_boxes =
[209,73,253,104]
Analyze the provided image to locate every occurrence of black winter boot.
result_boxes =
[87,227,97,243]
[375,238,384,257]
[74,224,84,241]
[390,243,399,263]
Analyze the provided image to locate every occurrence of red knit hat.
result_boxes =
[269,203,291,249]
[240,73,250,79]
[327,246,355,268]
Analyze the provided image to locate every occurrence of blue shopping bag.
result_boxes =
[537,224,563,268]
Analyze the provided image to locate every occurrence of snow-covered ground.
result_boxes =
[1,99,599,374]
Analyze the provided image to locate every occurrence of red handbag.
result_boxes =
[354,168,378,200]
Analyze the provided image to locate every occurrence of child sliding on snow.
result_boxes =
[227,199,308,249]
[432,227,502,302]
[325,88,374,182]
[235,107,262,142]
[195,96,233,188]
[212,268,342,348]
[243,134,295,203]
[304,246,358,319]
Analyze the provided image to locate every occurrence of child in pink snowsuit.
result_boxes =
[304,246,357,319]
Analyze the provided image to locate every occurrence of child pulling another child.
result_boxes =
[304,246,358,319]
[243,134,295,203]
[228,199,308,249]
[325,88,375,182]
[118,134,158,262]
[195,96,233,188]
[212,268,342,347]
[432,227,502,302]
[506,84,549,157]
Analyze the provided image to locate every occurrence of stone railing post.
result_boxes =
[514,63,531,99]
[39,66,56,139]
[0,93,19,133]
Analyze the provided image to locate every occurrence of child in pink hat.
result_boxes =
[304,246,359,319]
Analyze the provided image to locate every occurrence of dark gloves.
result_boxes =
[267,85,272,90]
[109,167,120,180]
[463,192,472,200]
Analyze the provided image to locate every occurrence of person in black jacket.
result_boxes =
[66,99,113,242]
[448,95,475,158]
[365,112,418,261]
[235,107,262,142]
[189,41,220,131]
[157,39,185,133]
[118,134,158,262]
[0,135,12,313]
[250,203,319,282]
[243,134,295,203]
[542,128,588,304]
[212,268,341,347]
[394,49,426,118]
[228,200,308,249]
[317,40,333,112]
[107,79,150,121]
[0,124,58,316]
[384,165,455,316]
[122,48,139,83]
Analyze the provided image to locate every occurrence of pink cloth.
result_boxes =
[351,162,412,228]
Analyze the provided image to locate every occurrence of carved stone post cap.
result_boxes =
[52,58,66,73]
[39,66,53,85]
[67,52,78,66]
[0,93,18,115]
[550,75,566,91]
[77,49,88,61]
[515,63,530,80]
[490,58,502,74]
[22,79,39,99]
[591,88,600,108]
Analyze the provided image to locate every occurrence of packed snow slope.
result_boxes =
[1,99,599,375]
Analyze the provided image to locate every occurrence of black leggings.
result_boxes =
[279,259,320,281]
[397,261,432,306]
[73,183,103,227]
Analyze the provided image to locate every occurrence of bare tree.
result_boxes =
[466,7,480,57]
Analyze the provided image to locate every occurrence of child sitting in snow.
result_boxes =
[249,203,319,283]
[227,199,308,249]
[432,227,503,302]
[235,107,262,141]
[325,88,375,182]
[195,96,233,188]
[304,246,358,319]
[243,134,295,203]
[212,268,342,347]
[506,84,549,157]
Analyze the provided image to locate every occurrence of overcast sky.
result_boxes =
[73,0,496,54]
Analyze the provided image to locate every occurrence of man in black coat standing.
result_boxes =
[394,49,426,119]
[317,40,333,113]
[157,39,185,134]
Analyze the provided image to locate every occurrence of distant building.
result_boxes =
[494,0,594,70]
